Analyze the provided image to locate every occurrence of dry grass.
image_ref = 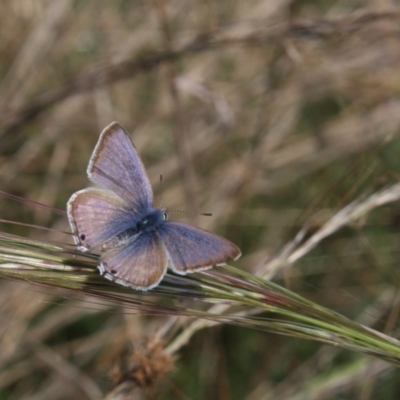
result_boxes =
[1,1,400,399]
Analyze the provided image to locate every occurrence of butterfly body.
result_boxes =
[135,208,166,232]
[101,208,166,250]
[67,122,241,290]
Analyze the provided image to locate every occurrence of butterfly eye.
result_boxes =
[163,212,168,220]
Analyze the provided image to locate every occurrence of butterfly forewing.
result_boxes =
[158,221,241,274]
[99,231,168,290]
[88,122,153,213]
[67,187,135,251]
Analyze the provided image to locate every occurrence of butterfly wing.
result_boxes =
[158,221,241,274]
[99,231,168,290]
[67,187,135,251]
[88,122,153,213]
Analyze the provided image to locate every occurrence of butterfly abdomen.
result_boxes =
[102,227,138,249]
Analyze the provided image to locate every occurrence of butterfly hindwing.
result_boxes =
[67,187,135,251]
[88,122,153,213]
[158,221,241,274]
[99,231,168,290]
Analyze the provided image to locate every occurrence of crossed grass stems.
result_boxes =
[1,182,400,366]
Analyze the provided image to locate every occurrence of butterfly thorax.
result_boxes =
[101,208,166,250]
[136,208,166,231]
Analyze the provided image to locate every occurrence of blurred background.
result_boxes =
[1,0,400,399]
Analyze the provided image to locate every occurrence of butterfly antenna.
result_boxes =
[169,209,212,217]
[159,174,163,207]
[158,175,211,217]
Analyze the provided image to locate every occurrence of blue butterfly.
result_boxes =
[67,122,241,290]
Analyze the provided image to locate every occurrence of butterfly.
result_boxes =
[67,122,241,290]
